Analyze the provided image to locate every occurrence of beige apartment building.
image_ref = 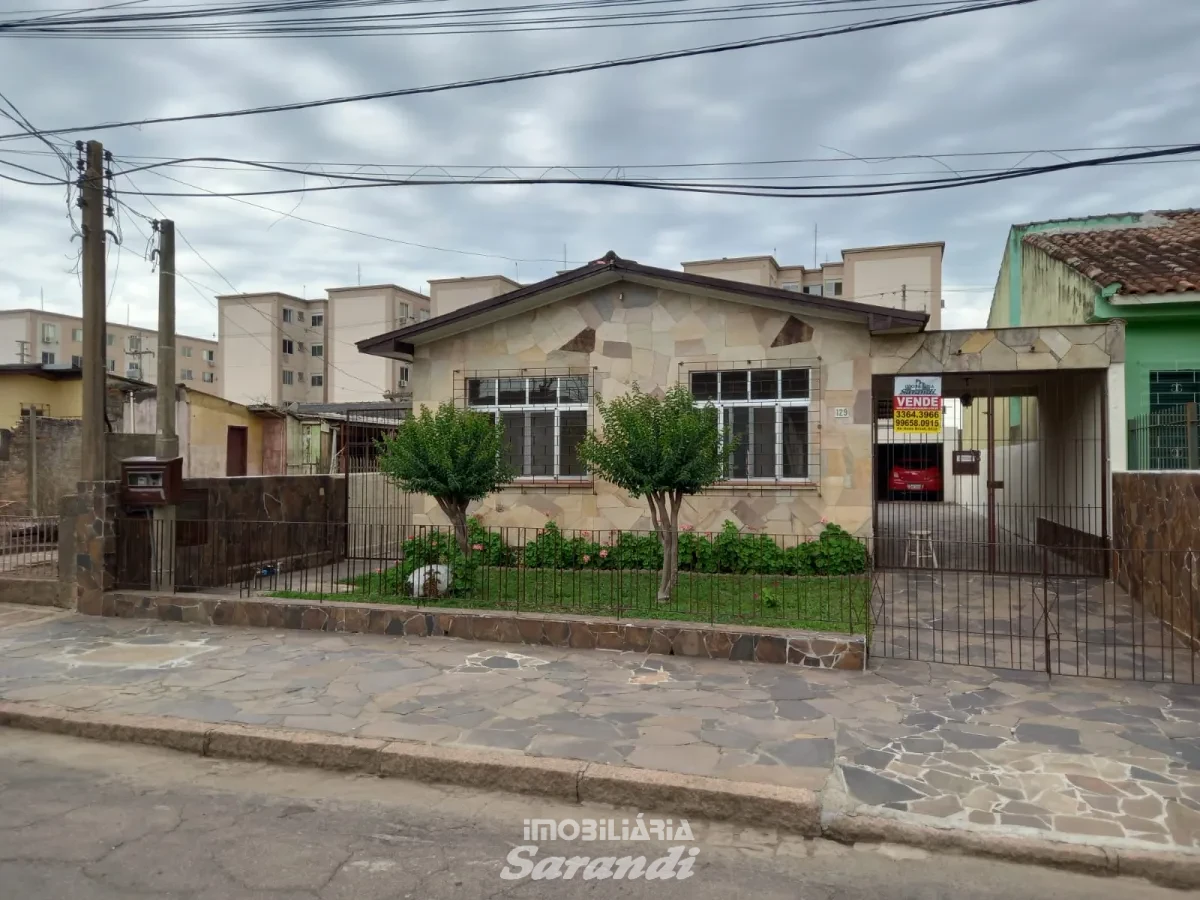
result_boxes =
[217,241,940,407]
[218,285,431,406]
[0,308,221,390]
[681,241,944,329]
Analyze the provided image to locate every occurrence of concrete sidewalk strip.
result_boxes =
[3,698,1200,888]
[5,609,1200,887]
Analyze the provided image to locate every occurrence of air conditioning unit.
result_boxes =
[207,359,215,366]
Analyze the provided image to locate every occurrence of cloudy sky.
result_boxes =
[1,0,1198,344]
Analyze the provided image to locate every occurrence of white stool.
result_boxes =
[904,530,939,568]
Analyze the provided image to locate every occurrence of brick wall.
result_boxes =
[0,416,82,515]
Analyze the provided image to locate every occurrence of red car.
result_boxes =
[889,459,943,498]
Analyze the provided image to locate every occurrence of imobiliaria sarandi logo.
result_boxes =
[500,815,700,881]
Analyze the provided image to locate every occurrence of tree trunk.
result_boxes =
[436,498,472,558]
[649,492,679,603]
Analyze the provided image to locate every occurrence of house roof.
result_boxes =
[357,251,928,357]
[1022,209,1200,295]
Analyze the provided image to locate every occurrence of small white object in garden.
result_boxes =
[407,564,452,596]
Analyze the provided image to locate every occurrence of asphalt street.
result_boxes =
[0,729,1184,899]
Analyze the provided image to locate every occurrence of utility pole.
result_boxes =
[79,140,106,483]
[155,219,178,459]
[153,218,178,592]
[901,284,907,310]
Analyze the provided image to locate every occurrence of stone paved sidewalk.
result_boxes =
[2,604,1200,856]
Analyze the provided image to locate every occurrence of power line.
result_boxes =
[13,140,1197,170]
[106,142,1200,200]
[0,0,985,39]
[126,165,591,265]
[0,0,1038,140]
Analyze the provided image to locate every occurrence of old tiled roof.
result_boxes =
[1023,209,1200,295]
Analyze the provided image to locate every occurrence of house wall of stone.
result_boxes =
[408,283,875,538]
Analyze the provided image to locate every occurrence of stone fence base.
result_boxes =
[0,577,74,608]
[88,592,866,670]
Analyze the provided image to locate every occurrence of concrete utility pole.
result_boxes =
[28,406,37,517]
[80,140,107,483]
[155,219,178,460]
[153,219,178,593]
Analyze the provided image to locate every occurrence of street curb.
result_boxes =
[2,700,1199,887]
[0,701,813,830]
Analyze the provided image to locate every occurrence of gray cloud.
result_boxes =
[2,0,1199,339]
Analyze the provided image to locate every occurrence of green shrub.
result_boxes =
[356,518,867,590]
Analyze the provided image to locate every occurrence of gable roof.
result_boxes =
[357,251,928,357]
[1022,209,1200,295]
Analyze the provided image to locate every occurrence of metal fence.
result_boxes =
[0,515,59,579]
[1129,402,1200,470]
[870,543,1199,683]
[107,518,1200,684]
[113,519,871,634]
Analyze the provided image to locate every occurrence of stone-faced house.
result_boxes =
[357,252,928,538]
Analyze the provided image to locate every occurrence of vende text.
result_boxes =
[893,395,943,410]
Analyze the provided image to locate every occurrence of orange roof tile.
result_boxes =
[1023,209,1200,295]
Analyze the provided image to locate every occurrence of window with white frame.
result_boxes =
[310,313,324,327]
[690,367,814,481]
[282,338,294,355]
[202,372,215,383]
[311,373,324,387]
[825,280,843,297]
[282,308,294,323]
[41,323,57,343]
[282,370,294,385]
[180,346,192,358]
[311,344,323,358]
[202,349,215,362]
[181,368,193,380]
[466,373,589,478]
[71,328,83,341]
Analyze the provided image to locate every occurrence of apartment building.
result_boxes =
[0,308,221,390]
[680,241,944,329]
[218,285,430,407]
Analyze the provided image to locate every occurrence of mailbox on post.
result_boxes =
[120,456,183,508]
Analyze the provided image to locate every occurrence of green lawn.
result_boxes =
[269,567,870,633]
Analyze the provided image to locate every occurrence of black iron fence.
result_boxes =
[113,518,871,634]
[0,515,58,579]
[871,544,1199,683]
[108,517,1200,683]
[1129,402,1200,470]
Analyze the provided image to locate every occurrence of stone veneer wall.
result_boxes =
[409,283,875,538]
[91,592,866,670]
[1112,472,1200,642]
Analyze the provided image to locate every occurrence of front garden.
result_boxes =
[271,519,872,632]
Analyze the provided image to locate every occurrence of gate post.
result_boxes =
[1041,543,1052,676]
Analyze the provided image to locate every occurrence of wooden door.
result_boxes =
[226,426,248,476]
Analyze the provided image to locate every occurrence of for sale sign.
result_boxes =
[893,376,943,434]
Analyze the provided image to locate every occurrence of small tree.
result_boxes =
[579,384,731,601]
[377,403,511,557]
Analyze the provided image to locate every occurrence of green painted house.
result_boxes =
[987,209,1200,468]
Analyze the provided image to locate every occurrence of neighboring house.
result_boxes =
[357,251,928,538]
[125,385,265,478]
[0,364,143,515]
[0,308,220,392]
[217,286,429,408]
[986,209,1200,467]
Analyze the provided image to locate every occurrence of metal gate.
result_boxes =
[871,370,1108,576]
[865,369,1199,684]
[342,406,411,564]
